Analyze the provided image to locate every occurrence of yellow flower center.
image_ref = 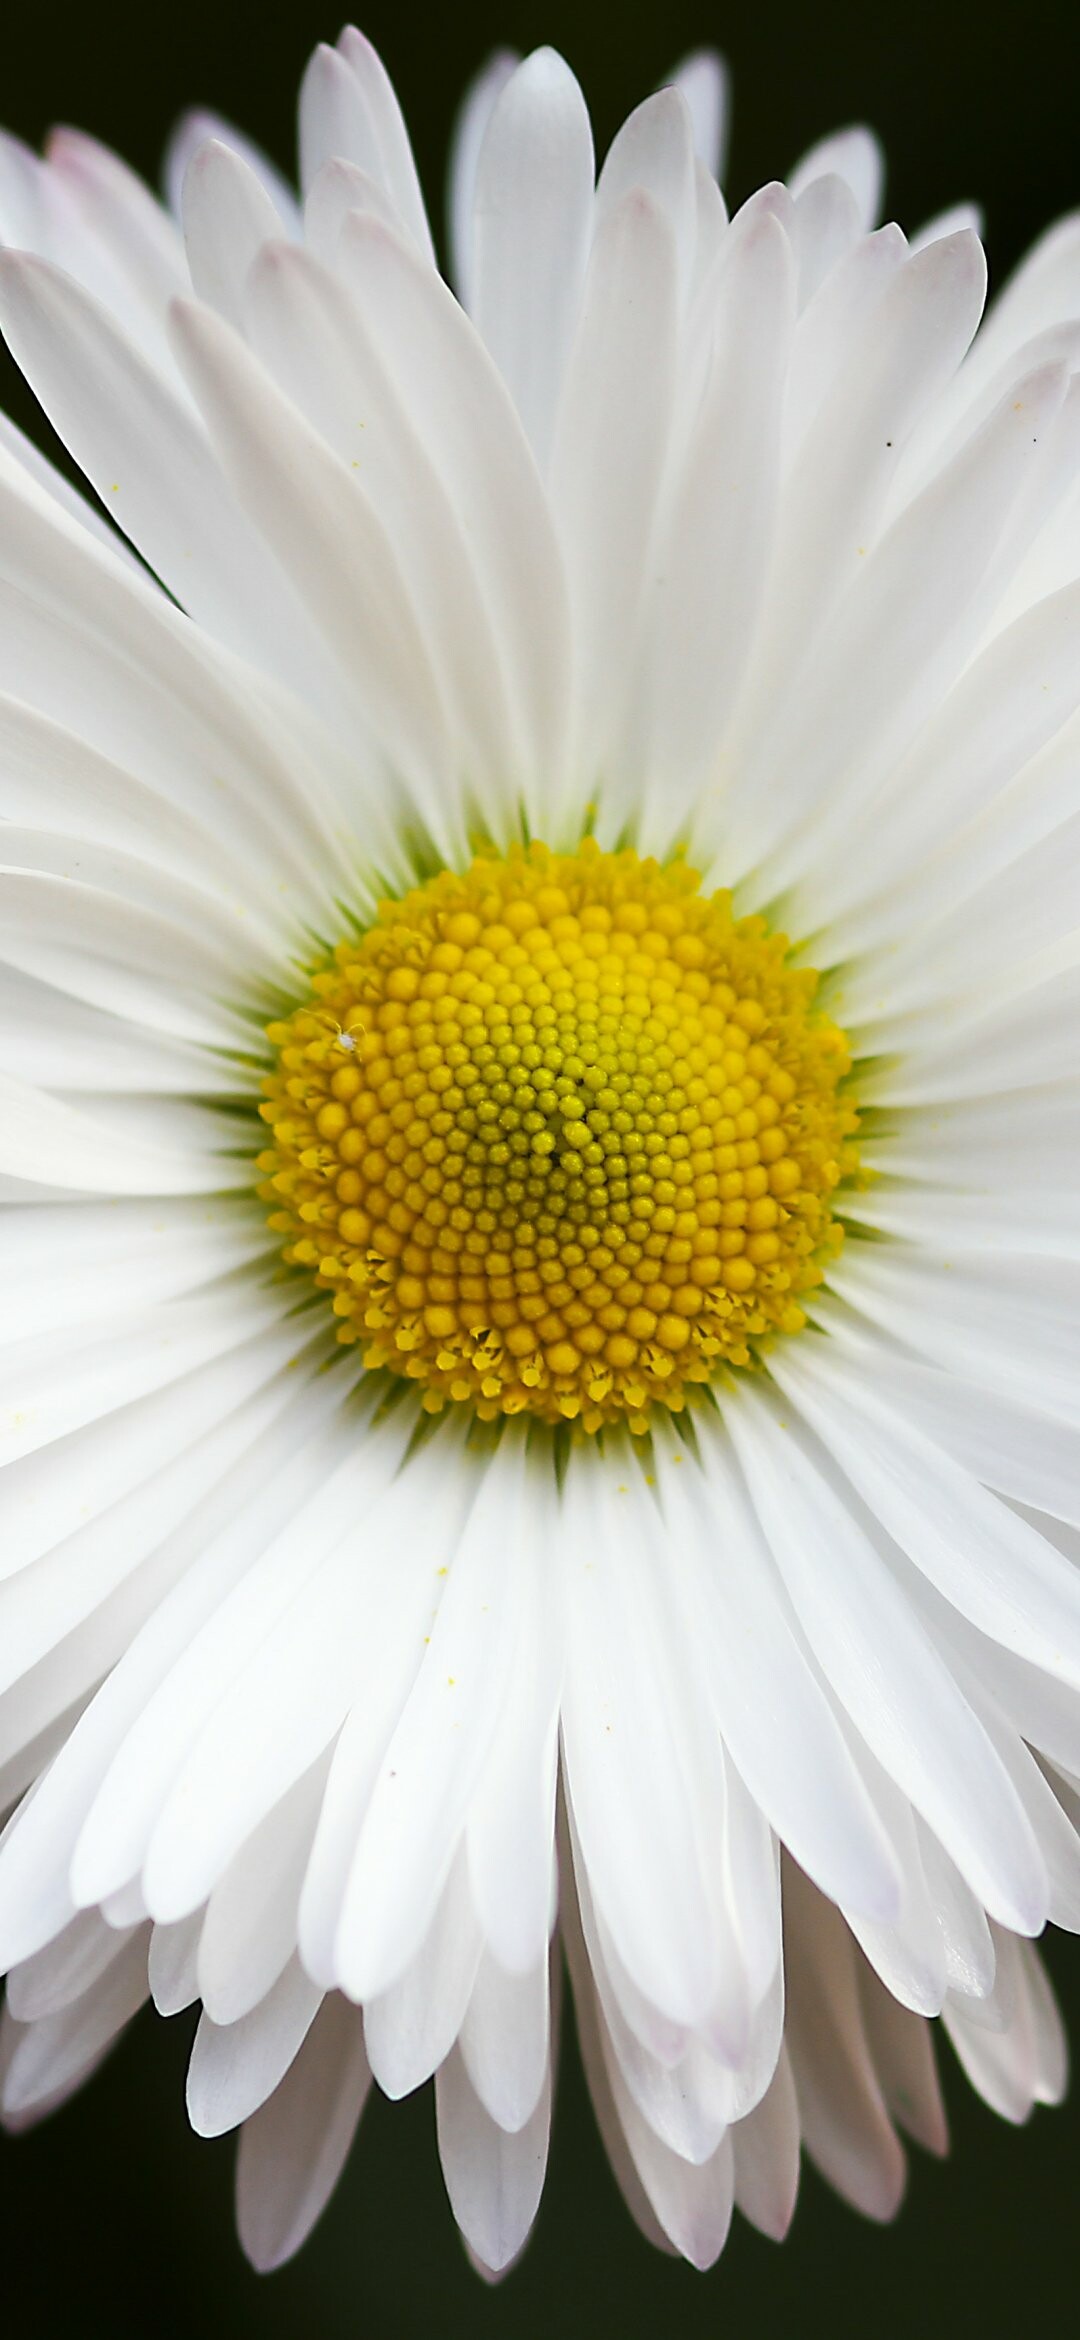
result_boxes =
[257,841,858,1431]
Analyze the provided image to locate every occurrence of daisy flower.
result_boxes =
[2,23,1080,2281]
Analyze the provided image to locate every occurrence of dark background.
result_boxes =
[3,1,1080,2332]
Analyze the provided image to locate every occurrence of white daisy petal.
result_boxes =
[1,1923,149,2122]
[297,34,432,263]
[631,206,795,834]
[164,110,301,235]
[0,1357,303,1693]
[560,1866,677,2255]
[235,1991,372,2272]
[962,211,1080,393]
[362,1844,483,2100]
[910,201,984,252]
[732,357,1071,882]
[0,446,354,906]
[448,51,520,307]
[332,27,436,265]
[669,51,729,182]
[734,229,987,755]
[804,1321,1080,1528]
[856,1957,949,2152]
[0,406,147,575]
[788,125,885,231]
[6,1906,135,2023]
[186,1953,322,2137]
[809,599,1080,954]
[435,2038,551,2272]
[458,1948,550,2135]
[648,1432,903,1923]
[471,49,595,468]
[725,1384,1047,1931]
[550,188,679,785]
[596,90,697,291]
[0,1307,310,1582]
[147,1911,203,2016]
[0,129,164,364]
[169,298,456,831]
[783,1865,906,2219]
[558,1449,727,2027]
[44,129,186,318]
[0,250,328,692]
[463,1465,562,1979]
[828,1249,1080,1420]
[771,1340,1080,1681]
[242,241,523,818]
[179,137,284,327]
[332,212,573,807]
[332,1430,532,2001]
[0,1073,247,1194]
[0,1363,342,1969]
[731,2044,801,2237]
[196,1751,333,2025]
[606,2056,735,2270]
[111,1399,426,1921]
[944,1927,1068,2120]
[790,173,862,307]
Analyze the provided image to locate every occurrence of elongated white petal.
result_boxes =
[736,230,987,745]
[169,298,456,830]
[148,1911,203,2015]
[0,252,334,697]
[186,1955,322,2136]
[0,407,146,574]
[788,125,884,230]
[243,241,523,823]
[333,213,573,812]
[299,33,434,265]
[629,206,795,835]
[435,2040,551,2273]
[181,137,282,325]
[670,51,729,181]
[725,1384,1047,1930]
[550,191,679,784]
[772,1339,1080,1685]
[458,1949,550,2135]
[1,1924,149,2120]
[471,49,594,467]
[596,91,696,291]
[732,2048,801,2238]
[164,111,300,234]
[6,1907,133,2022]
[362,1846,483,2100]
[105,1399,422,1918]
[439,2040,551,2274]
[784,1866,906,2219]
[332,1432,530,2000]
[558,1452,726,2027]
[448,51,518,307]
[649,1432,903,1923]
[0,1368,344,1970]
[730,358,1070,882]
[236,1993,372,2271]
[45,129,186,318]
[197,1753,331,2024]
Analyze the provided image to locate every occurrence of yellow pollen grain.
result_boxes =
[257,840,859,1431]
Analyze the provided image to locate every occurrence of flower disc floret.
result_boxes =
[258,841,860,1429]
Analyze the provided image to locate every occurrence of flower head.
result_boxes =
[0,24,1078,2281]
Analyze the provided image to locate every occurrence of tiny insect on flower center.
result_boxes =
[258,840,859,1430]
